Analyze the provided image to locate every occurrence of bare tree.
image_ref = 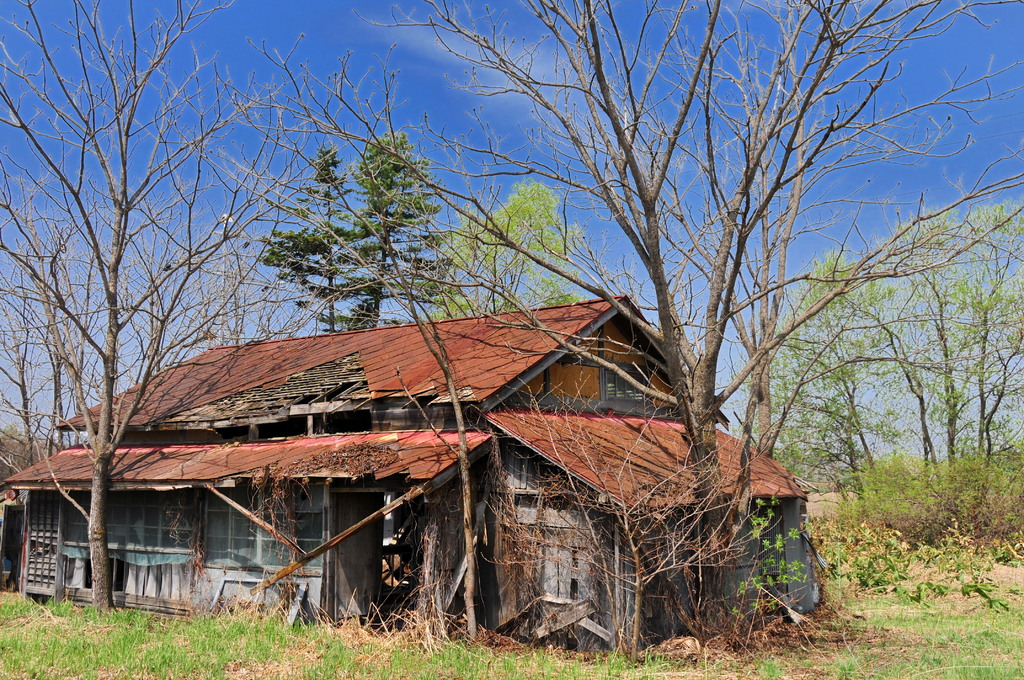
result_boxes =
[0,0,287,609]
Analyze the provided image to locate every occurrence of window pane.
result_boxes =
[144,505,161,528]
[126,517,145,547]
[604,367,642,401]
[207,510,230,539]
[66,512,88,545]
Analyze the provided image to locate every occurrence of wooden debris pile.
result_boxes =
[269,443,400,480]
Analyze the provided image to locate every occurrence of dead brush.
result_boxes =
[702,595,850,657]
[324,607,452,658]
[214,598,273,622]
[250,473,305,559]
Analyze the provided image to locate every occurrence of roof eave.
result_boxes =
[484,412,625,505]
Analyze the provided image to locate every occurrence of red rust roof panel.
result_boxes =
[484,410,805,502]
[6,431,492,487]
[71,299,613,428]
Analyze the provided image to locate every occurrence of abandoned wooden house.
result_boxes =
[3,297,816,649]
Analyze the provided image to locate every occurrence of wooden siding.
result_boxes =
[548,362,601,399]
[482,442,627,650]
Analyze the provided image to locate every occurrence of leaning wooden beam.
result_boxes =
[534,599,596,639]
[443,556,469,612]
[204,484,302,554]
[252,465,458,595]
[579,617,615,645]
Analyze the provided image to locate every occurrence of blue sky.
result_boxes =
[197,3,508,130]
[208,4,1024,158]
[225,3,1024,260]
[13,1,1024,214]
[9,1,1024,282]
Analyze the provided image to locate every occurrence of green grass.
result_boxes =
[0,594,656,679]
[837,592,1024,679]
[755,658,785,678]
[1,585,1022,679]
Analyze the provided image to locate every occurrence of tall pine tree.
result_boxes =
[263,134,442,331]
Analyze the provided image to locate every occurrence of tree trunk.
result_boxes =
[690,421,733,628]
[844,381,874,468]
[455,425,478,638]
[756,364,773,454]
[327,275,337,333]
[629,544,645,659]
[407,314,478,638]
[976,308,990,457]
[685,355,736,628]
[913,384,937,464]
[89,452,114,610]
[935,302,959,460]
[943,369,958,461]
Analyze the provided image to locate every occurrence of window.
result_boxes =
[65,490,193,554]
[601,364,644,402]
[205,485,324,569]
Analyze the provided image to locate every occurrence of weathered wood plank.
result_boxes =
[534,599,595,639]
[442,496,488,612]
[53,497,65,602]
[288,400,361,416]
[443,555,468,612]
[579,617,616,645]
[330,492,383,618]
[287,582,309,625]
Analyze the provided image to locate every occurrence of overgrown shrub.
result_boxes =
[812,519,1017,610]
[840,454,1024,545]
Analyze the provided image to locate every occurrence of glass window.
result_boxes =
[205,484,324,569]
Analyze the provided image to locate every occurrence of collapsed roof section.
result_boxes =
[66,298,619,430]
[485,410,805,503]
[6,431,493,490]
[163,353,370,427]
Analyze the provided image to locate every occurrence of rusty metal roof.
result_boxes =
[6,431,493,489]
[485,410,805,502]
[70,298,616,428]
